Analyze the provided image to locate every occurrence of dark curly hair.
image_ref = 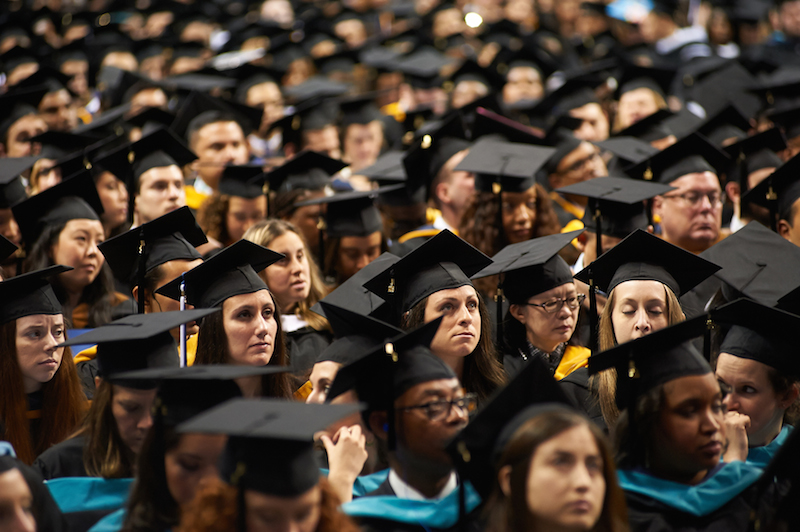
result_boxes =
[196,193,232,245]
[459,184,561,296]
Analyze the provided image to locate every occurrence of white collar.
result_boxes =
[432,214,453,231]
[192,176,215,196]
[387,469,458,501]
[280,313,308,333]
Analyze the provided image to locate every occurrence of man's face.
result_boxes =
[570,103,609,142]
[5,114,46,157]
[780,0,800,39]
[652,172,722,253]
[60,59,89,97]
[502,66,544,104]
[548,141,607,190]
[38,89,74,131]
[343,122,383,171]
[778,199,800,248]
[303,126,341,160]
[437,149,475,216]
[191,121,250,188]
[394,377,468,468]
[129,87,168,115]
[134,165,186,225]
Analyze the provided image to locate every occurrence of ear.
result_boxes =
[284,143,297,159]
[651,195,664,218]
[368,411,388,442]
[777,219,793,240]
[779,383,800,410]
[725,181,741,205]
[509,303,526,324]
[131,286,153,312]
[434,181,450,204]
[498,465,512,497]
[94,376,103,388]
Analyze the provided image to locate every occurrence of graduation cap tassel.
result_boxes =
[137,230,146,314]
[317,216,326,266]
[179,273,187,368]
[593,199,603,261]
[703,317,714,362]
[495,275,504,349]
[588,267,598,355]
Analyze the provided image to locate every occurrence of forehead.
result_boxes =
[715,352,770,381]
[401,377,461,401]
[139,164,183,184]
[197,120,245,141]
[662,372,719,405]
[558,141,595,170]
[668,171,720,191]
[612,279,667,301]
[223,288,273,309]
[427,284,478,303]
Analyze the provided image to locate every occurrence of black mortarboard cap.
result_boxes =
[595,137,659,170]
[557,176,673,238]
[541,130,584,175]
[125,107,177,136]
[743,151,800,220]
[699,221,800,306]
[269,98,340,148]
[612,109,675,142]
[218,165,267,199]
[0,156,37,208]
[357,151,406,182]
[12,171,103,247]
[283,76,351,104]
[59,309,218,387]
[456,138,557,193]
[337,93,383,128]
[156,240,283,309]
[692,103,751,146]
[314,302,402,365]
[14,66,71,94]
[0,86,47,141]
[311,252,399,320]
[615,63,675,99]
[447,59,498,89]
[394,46,454,89]
[98,206,206,284]
[295,187,395,238]
[473,231,581,303]
[93,126,198,192]
[327,317,453,409]
[588,316,711,409]
[0,235,17,264]
[471,107,545,145]
[724,127,785,188]
[170,90,259,139]
[0,265,70,325]
[178,399,360,496]
[363,229,492,315]
[263,150,346,193]
[624,132,731,184]
[575,229,721,296]
[446,357,571,498]
[713,298,800,376]
[1,46,39,75]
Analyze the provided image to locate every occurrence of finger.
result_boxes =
[320,434,335,453]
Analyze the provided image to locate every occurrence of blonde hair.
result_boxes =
[592,282,684,428]
[243,219,331,332]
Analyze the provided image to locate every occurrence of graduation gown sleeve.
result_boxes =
[33,435,88,480]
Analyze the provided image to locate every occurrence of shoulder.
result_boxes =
[34,436,87,480]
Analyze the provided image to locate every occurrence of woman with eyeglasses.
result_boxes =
[570,230,720,430]
[498,234,590,380]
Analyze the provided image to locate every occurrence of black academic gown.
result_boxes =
[33,434,88,480]
[559,367,607,432]
[625,490,754,532]
[354,479,483,532]
[286,326,333,381]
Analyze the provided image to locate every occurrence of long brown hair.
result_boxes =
[592,283,685,429]
[484,409,629,532]
[195,293,292,399]
[197,193,232,245]
[402,293,505,402]
[459,185,561,297]
[78,379,137,478]
[0,319,87,464]
[243,219,331,332]
[176,476,361,532]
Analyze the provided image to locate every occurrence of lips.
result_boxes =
[700,441,722,455]
[453,331,474,339]
[39,359,57,367]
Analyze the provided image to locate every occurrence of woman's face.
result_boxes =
[0,468,35,532]
[716,353,794,447]
[15,314,65,394]
[50,219,105,294]
[511,283,579,353]
[502,187,538,244]
[306,360,341,405]
[423,285,481,363]
[111,384,157,455]
[524,425,605,532]
[245,484,321,532]
[95,172,129,230]
[610,280,671,344]
[226,196,267,245]
[652,373,725,482]
[617,87,660,129]
[262,232,311,312]
[222,290,278,367]
[165,433,227,511]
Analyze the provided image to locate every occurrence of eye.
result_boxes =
[439,303,453,312]
[237,310,252,319]
[467,300,478,309]
[742,386,757,394]
[262,307,273,319]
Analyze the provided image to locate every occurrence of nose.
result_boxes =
[700,405,722,434]
[255,314,269,338]
[44,331,60,353]
[355,253,370,271]
[457,303,474,325]
[698,193,715,211]
[723,392,737,412]
[138,410,154,431]
[448,400,469,425]
[634,310,650,332]
[168,183,181,200]
[513,204,531,224]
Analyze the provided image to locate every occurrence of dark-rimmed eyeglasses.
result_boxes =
[525,294,586,314]
[397,393,478,421]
